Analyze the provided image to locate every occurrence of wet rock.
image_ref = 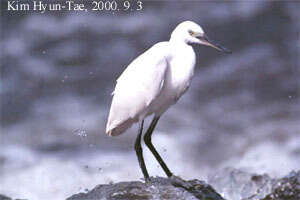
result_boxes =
[208,168,300,200]
[0,194,12,200]
[262,171,300,200]
[66,176,225,200]
[208,168,274,200]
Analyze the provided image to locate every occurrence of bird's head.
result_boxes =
[170,21,231,54]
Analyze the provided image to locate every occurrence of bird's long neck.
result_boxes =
[167,38,196,82]
[169,32,195,64]
[169,35,194,54]
[169,35,189,45]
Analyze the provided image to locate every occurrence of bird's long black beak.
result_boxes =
[198,34,232,54]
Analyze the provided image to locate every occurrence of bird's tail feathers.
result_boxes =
[106,118,135,136]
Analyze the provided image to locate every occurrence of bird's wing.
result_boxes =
[106,42,169,136]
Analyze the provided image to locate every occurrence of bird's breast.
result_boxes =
[150,48,196,116]
[168,48,196,98]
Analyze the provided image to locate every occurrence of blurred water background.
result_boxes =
[0,1,299,199]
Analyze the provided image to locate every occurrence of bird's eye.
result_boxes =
[188,30,194,36]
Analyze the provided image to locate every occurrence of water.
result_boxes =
[0,1,299,199]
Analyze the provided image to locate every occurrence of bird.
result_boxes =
[106,21,231,182]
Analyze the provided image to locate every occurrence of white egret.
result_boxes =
[106,21,231,182]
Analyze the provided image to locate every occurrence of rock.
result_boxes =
[208,168,274,200]
[0,194,12,200]
[262,171,300,200]
[66,176,225,200]
[1,170,299,200]
[67,170,300,200]
[208,168,300,200]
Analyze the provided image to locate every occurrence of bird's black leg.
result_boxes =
[134,120,150,182]
[144,116,173,178]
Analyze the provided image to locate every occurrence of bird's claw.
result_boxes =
[143,176,154,185]
[169,175,193,189]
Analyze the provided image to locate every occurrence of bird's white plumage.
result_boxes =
[106,42,169,136]
[106,21,202,136]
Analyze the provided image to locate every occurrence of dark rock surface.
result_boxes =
[1,170,299,200]
[262,171,300,200]
[67,170,300,200]
[67,176,225,200]
[0,194,11,200]
[209,168,300,200]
